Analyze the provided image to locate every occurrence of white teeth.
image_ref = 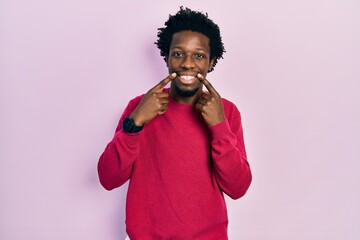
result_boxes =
[180,75,195,81]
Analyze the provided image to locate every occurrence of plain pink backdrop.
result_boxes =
[1,0,359,239]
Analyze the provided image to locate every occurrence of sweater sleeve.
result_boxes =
[97,98,142,190]
[209,101,252,199]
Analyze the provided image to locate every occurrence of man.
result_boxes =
[98,7,252,239]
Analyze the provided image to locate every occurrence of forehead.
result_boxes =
[170,30,210,52]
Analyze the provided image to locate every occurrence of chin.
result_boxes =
[174,84,199,97]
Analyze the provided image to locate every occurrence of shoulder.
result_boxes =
[128,94,145,107]
[114,93,146,132]
[121,93,147,119]
[221,97,240,116]
[221,97,243,131]
[221,97,236,107]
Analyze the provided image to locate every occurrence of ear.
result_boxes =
[165,56,169,67]
[208,58,215,72]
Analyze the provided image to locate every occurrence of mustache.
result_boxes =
[174,71,200,77]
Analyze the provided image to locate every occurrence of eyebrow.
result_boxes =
[195,48,209,52]
[171,46,210,52]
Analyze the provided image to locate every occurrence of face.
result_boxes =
[166,31,214,98]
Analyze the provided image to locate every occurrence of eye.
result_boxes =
[195,53,206,59]
[172,52,183,58]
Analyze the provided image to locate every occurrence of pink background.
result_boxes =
[1,0,359,239]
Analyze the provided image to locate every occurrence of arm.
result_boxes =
[97,73,176,190]
[209,104,252,199]
[195,73,252,199]
[97,99,141,190]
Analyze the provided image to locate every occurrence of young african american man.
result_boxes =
[98,7,252,240]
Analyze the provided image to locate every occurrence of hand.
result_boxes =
[130,73,176,126]
[195,73,226,126]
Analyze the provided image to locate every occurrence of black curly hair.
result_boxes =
[155,6,225,72]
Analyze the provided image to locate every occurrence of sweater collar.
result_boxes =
[164,88,196,111]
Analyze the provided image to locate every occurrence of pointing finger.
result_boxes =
[197,73,220,97]
[155,72,177,91]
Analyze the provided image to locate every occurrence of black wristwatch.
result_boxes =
[122,117,143,133]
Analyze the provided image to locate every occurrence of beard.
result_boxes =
[174,83,199,97]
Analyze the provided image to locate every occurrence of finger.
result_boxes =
[158,105,168,114]
[155,72,177,91]
[196,98,208,106]
[197,73,220,97]
[158,98,169,105]
[200,91,212,100]
[195,102,203,112]
[156,92,170,99]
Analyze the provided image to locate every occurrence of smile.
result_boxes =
[179,75,196,81]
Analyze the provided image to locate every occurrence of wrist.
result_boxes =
[122,117,144,133]
[129,112,144,127]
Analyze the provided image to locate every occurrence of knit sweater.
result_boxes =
[98,90,252,239]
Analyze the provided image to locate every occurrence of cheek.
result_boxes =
[199,64,210,74]
[198,60,211,70]
[167,56,176,65]
[167,59,177,69]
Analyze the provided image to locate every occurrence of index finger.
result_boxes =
[197,73,220,97]
[155,72,177,91]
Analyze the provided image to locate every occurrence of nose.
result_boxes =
[180,55,195,69]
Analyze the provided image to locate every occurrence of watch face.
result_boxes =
[122,117,133,132]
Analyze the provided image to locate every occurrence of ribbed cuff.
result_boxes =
[209,119,232,140]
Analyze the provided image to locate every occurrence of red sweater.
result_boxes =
[98,90,252,239]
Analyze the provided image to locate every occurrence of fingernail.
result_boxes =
[171,72,177,77]
[197,73,202,78]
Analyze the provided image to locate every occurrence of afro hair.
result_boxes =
[155,7,225,72]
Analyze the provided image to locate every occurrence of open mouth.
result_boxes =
[179,75,196,81]
[174,72,199,85]
[176,75,198,86]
